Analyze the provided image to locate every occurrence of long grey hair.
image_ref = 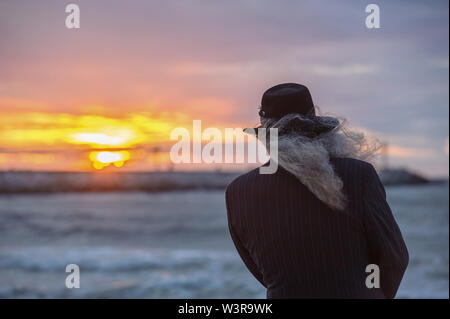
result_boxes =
[260,111,381,211]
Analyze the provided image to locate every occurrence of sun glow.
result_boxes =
[70,131,135,147]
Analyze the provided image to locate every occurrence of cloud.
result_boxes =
[310,64,379,77]
[429,58,450,69]
[445,137,449,156]
[387,145,434,158]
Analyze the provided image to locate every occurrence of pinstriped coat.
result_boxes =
[225,157,409,298]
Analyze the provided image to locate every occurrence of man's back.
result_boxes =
[225,157,409,298]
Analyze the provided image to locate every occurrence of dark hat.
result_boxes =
[246,83,339,137]
[259,83,315,118]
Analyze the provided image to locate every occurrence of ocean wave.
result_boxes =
[0,247,236,272]
[0,246,265,298]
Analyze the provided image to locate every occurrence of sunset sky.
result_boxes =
[0,0,448,176]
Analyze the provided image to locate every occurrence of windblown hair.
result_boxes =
[260,111,381,211]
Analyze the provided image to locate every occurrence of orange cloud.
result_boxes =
[0,111,191,150]
[385,145,432,158]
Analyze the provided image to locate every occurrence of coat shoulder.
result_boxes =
[226,167,261,194]
[331,157,374,172]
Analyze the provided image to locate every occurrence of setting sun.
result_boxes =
[89,150,131,170]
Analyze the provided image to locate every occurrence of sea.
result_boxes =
[0,179,448,298]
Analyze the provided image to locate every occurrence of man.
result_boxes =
[225,83,409,298]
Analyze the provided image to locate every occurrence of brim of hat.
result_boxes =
[243,115,339,135]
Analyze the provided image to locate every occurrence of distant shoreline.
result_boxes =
[0,170,240,194]
[0,170,447,194]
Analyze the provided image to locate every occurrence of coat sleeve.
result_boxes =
[362,164,409,298]
[225,188,267,288]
